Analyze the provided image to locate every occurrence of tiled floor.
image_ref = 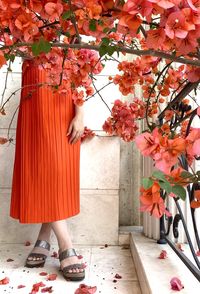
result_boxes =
[0,243,141,294]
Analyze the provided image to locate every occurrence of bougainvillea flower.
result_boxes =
[122,0,153,17]
[165,11,195,39]
[186,128,200,164]
[140,181,171,218]
[155,137,185,174]
[146,28,166,49]
[148,0,178,9]
[0,51,6,68]
[44,2,63,22]
[0,137,8,144]
[170,277,184,291]
[119,14,142,32]
[167,167,190,186]
[187,0,200,11]
[74,283,97,294]
[135,128,161,158]
[158,250,167,259]
[187,67,200,82]
[191,190,200,208]
[81,127,95,142]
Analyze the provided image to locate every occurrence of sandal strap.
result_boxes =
[34,240,50,251]
[59,248,77,262]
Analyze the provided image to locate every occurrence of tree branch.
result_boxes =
[158,82,199,119]
[1,42,200,67]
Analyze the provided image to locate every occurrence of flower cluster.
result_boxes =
[135,127,200,174]
[103,99,145,142]
[31,46,103,105]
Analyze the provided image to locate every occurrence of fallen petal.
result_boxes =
[114,273,122,279]
[176,244,184,252]
[17,285,26,289]
[158,250,167,259]
[170,277,184,291]
[0,277,10,285]
[46,274,57,281]
[51,251,58,258]
[41,286,53,293]
[25,241,31,246]
[74,283,97,294]
[6,258,14,262]
[39,272,48,276]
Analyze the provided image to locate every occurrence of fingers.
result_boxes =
[66,122,73,136]
[69,130,83,144]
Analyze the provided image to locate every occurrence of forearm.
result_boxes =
[75,105,84,118]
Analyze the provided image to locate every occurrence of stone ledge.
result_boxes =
[129,228,200,294]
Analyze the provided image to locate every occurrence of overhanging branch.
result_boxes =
[1,42,200,67]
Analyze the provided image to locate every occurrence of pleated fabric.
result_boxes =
[10,59,81,223]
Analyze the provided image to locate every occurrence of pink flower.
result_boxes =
[170,277,184,291]
[165,11,195,39]
[187,0,200,11]
[44,2,63,22]
[148,0,179,9]
[135,128,161,158]
[146,28,166,49]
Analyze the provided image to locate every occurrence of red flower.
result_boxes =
[75,284,97,294]
[81,127,95,142]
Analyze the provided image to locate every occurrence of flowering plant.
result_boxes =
[0,0,200,218]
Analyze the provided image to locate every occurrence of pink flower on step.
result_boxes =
[75,284,97,294]
[158,250,167,259]
[170,277,184,291]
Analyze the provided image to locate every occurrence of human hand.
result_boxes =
[67,115,84,144]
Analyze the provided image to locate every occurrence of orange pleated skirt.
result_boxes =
[10,60,81,223]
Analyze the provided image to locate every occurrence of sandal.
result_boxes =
[59,248,85,281]
[25,240,51,268]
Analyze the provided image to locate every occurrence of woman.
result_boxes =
[9,57,85,281]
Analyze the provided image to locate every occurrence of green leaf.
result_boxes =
[103,27,110,33]
[4,53,15,62]
[171,185,186,200]
[31,38,51,56]
[89,19,97,32]
[142,178,153,189]
[152,170,166,181]
[159,180,172,194]
[62,10,72,20]
[107,45,116,56]
[99,44,108,57]
[101,37,110,45]
[181,171,194,179]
